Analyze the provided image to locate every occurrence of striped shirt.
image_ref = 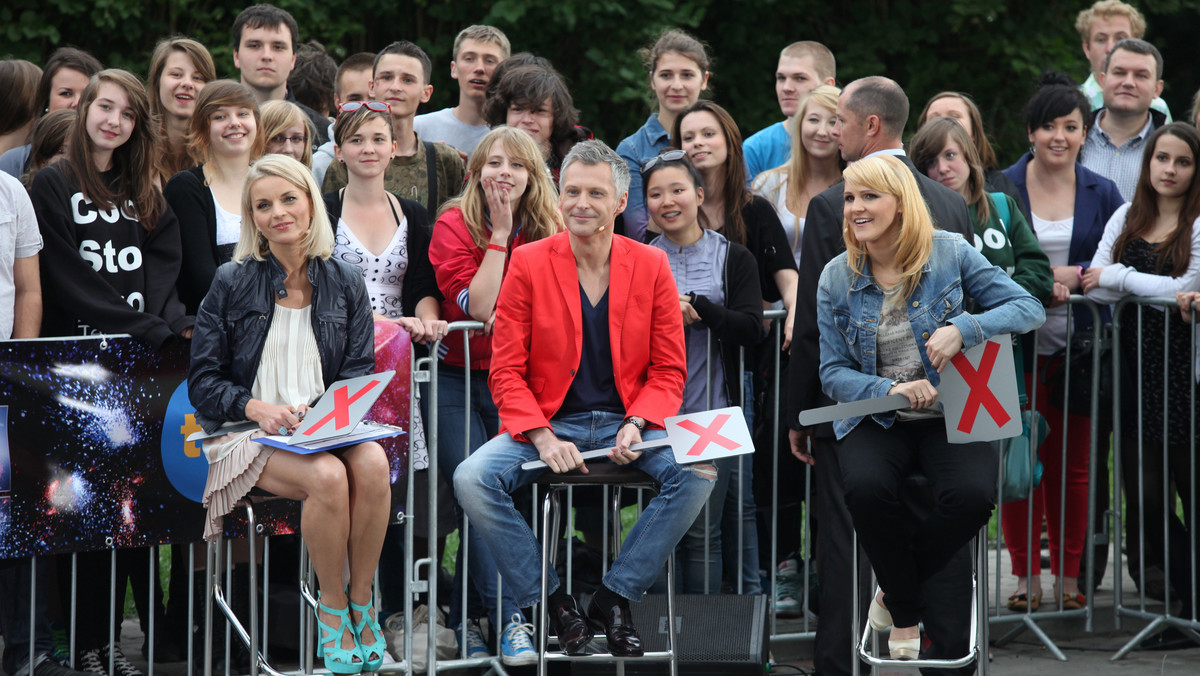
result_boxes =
[1080,111,1155,202]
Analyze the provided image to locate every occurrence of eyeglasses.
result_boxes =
[337,101,392,115]
[640,149,688,175]
[269,135,307,146]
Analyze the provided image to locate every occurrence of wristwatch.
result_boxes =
[620,416,646,432]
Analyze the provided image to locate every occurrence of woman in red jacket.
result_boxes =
[427,125,561,664]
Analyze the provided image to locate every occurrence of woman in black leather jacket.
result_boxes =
[188,154,388,675]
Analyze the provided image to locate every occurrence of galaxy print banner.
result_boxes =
[0,330,412,559]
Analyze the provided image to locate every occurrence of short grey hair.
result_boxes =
[559,139,631,198]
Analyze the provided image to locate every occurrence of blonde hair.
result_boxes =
[1075,0,1146,40]
[762,84,840,249]
[259,100,314,168]
[439,126,563,248]
[235,154,333,262]
[841,154,933,300]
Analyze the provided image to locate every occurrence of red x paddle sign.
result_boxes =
[677,413,742,456]
[949,341,1011,434]
[302,379,383,436]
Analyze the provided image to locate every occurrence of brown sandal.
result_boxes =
[1061,592,1085,610]
[1006,592,1040,612]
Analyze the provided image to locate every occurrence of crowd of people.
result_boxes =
[2,1,1200,675]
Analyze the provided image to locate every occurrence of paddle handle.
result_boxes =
[520,439,664,471]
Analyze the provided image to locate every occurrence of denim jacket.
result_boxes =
[188,254,375,433]
[816,231,1046,439]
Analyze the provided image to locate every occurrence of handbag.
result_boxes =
[985,193,1049,503]
[999,409,1048,503]
[1041,325,1113,423]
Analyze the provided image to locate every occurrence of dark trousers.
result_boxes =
[812,430,976,676]
[836,418,995,629]
[0,557,53,675]
[1120,436,1200,617]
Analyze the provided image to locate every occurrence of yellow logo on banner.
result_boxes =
[180,414,203,458]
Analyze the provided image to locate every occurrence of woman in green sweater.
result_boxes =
[911,116,1053,302]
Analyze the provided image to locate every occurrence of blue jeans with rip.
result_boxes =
[454,410,716,605]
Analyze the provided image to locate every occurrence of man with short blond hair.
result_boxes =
[743,41,836,181]
[1075,0,1171,120]
[414,25,510,155]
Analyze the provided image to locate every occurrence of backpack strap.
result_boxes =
[989,192,1010,234]
[424,141,438,214]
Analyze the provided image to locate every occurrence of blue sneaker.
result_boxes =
[500,614,537,666]
[453,619,490,660]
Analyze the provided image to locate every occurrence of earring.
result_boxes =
[1029,143,1036,156]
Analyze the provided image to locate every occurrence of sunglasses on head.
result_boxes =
[640,149,688,176]
[337,101,391,115]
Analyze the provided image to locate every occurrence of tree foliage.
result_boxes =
[4,0,1197,167]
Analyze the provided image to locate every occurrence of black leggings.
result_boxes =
[837,418,996,628]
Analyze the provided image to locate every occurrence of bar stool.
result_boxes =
[205,490,298,676]
[851,473,990,675]
[536,463,678,676]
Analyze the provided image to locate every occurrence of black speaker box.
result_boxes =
[570,593,769,675]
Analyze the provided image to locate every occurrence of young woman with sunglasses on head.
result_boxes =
[642,151,764,594]
[164,80,263,314]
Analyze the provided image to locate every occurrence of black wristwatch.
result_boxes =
[620,416,646,432]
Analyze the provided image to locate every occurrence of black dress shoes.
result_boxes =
[550,595,595,655]
[587,595,644,657]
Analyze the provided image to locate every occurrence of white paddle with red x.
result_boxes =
[520,406,754,470]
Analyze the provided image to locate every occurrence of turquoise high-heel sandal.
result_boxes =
[349,596,386,672]
[316,593,365,674]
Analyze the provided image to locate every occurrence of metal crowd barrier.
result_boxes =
[1109,295,1200,659]
[990,296,1105,661]
[28,293,1200,672]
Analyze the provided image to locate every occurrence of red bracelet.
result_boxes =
[487,243,507,254]
[1077,266,1084,280]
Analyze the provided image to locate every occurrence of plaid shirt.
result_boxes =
[1080,110,1157,202]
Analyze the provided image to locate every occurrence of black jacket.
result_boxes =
[786,154,974,435]
[691,241,765,405]
[164,166,226,314]
[188,254,374,433]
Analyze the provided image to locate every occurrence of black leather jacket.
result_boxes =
[188,254,375,433]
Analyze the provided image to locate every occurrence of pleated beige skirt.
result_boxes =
[202,430,277,541]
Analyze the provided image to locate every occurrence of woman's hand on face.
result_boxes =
[246,399,304,435]
[1049,282,1072,307]
[482,178,514,238]
[925,324,963,373]
[1177,291,1200,322]
[1052,265,1082,293]
[1080,266,1103,293]
[679,294,701,325]
[888,379,939,410]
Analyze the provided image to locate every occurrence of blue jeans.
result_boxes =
[679,453,763,594]
[454,410,716,606]
[434,367,521,625]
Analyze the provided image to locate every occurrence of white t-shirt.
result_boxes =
[1031,213,1074,354]
[0,172,44,339]
[413,107,490,156]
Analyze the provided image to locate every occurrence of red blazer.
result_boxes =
[489,232,686,439]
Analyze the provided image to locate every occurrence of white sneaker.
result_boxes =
[499,614,537,666]
[775,558,803,618]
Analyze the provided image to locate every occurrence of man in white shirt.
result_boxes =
[1075,0,1171,121]
[413,25,510,156]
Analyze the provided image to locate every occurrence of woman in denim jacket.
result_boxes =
[816,155,1044,660]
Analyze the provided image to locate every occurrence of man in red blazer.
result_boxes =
[455,140,716,658]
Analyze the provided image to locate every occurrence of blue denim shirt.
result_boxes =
[816,231,1046,439]
[616,114,671,243]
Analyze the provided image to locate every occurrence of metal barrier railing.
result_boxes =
[1109,295,1200,659]
[27,293,1200,670]
[990,296,1105,661]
